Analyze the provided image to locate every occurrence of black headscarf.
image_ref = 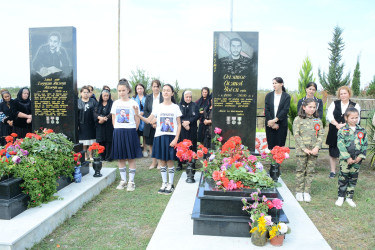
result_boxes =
[195,87,210,108]
[179,91,193,117]
[16,87,31,104]
[97,90,113,116]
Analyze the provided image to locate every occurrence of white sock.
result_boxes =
[168,167,175,184]
[119,168,127,182]
[160,166,167,183]
[129,168,136,182]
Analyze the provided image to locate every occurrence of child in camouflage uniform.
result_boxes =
[293,98,324,202]
[335,107,367,207]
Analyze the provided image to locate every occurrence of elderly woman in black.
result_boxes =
[195,87,210,144]
[264,77,291,149]
[12,87,32,139]
[0,91,14,145]
[94,89,114,161]
[177,91,199,170]
[78,86,97,160]
[143,79,163,169]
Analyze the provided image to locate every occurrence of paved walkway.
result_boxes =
[147,172,331,250]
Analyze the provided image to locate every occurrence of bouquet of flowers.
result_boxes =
[88,142,105,158]
[261,146,290,164]
[202,128,275,190]
[268,222,290,240]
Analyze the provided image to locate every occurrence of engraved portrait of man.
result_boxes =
[219,38,252,75]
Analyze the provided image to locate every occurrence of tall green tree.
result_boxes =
[318,26,350,95]
[351,56,361,96]
[129,68,152,94]
[288,56,316,135]
[366,75,375,97]
[173,80,181,104]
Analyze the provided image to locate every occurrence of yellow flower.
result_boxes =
[250,227,258,233]
[269,226,278,240]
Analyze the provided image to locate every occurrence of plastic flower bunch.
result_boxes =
[88,142,105,158]
[268,222,290,239]
[73,152,82,167]
[175,139,207,162]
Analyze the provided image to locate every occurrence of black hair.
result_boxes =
[306,82,317,91]
[230,38,242,46]
[151,79,161,88]
[133,83,145,98]
[298,98,318,119]
[80,85,90,93]
[162,84,176,104]
[344,107,359,119]
[273,77,286,92]
[118,78,132,94]
[1,90,10,99]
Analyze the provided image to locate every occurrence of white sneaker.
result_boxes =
[296,192,303,201]
[335,197,344,206]
[158,182,168,194]
[303,193,311,202]
[346,198,356,207]
[164,183,175,195]
[143,151,148,157]
[127,181,136,192]
[116,180,127,190]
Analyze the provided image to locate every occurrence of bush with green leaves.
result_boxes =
[0,129,75,207]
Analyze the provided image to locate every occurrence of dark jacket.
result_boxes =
[143,93,163,137]
[93,94,113,142]
[179,96,199,149]
[12,88,32,128]
[264,91,291,127]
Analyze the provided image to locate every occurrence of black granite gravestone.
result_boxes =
[212,32,258,151]
[29,27,78,143]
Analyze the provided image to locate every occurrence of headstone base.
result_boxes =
[0,193,29,220]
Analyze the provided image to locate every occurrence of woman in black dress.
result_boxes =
[195,87,210,144]
[94,89,114,161]
[177,91,199,170]
[297,82,323,118]
[203,99,213,151]
[264,77,291,150]
[78,86,97,160]
[12,87,32,139]
[0,91,14,145]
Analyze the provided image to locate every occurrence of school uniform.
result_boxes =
[110,99,142,160]
[143,93,163,145]
[151,103,182,161]
[264,91,291,149]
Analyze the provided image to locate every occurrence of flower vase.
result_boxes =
[74,166,82,183]
[251,230,267,246]
[185,162,196,183]
[92,157,103,177]
[269,163,281,182]
[270,234,285,246]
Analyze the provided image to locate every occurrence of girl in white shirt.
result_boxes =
[135,84,182,195]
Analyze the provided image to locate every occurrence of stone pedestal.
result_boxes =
[0,177,28,220]
[191,175,288,237]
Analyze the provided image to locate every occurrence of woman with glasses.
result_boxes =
[133,83,147,157]
[297,82,323,119]
[143,79,163,169]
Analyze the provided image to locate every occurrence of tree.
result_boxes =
[288,57,316,135]
[318,26,350,95]
[351,56,361,96]
[173,80,181,104]
[129,68,152,94]
[366,75,375,97]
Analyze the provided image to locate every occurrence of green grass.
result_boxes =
[31,151,375,249]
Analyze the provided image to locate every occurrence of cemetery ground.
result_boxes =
[30,149,375,250]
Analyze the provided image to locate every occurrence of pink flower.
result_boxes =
[248,155,257,162]
[265,216,273,226]
[261,152,267,159]
[217,137,223,142]
[226,180,237,191]
[214,127,222,134]
[272,198,283,209]
[285,153,290,159]
[216,181,222,186]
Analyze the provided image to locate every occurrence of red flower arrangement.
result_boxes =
[88,142,105,158]
[261,146,290,164]
[175,139,207,163]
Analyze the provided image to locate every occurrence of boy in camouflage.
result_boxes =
[335,107,367,207]
[293,98,324,202]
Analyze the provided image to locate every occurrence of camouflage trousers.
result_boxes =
[295,155,317,193]
[338,160,361,199]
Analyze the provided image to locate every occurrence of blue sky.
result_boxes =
[0,0,374,91]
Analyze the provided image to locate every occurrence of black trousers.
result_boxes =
[265,125,288,150]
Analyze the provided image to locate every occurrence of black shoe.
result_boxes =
[164,183,175,195]
[329,172,336,178]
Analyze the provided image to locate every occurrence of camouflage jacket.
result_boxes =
[293,116,324,156]
[337,124,368,160]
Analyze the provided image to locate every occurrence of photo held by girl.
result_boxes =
[135,84,182,195]
[111,78,143,192]
[293,98,324,202]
